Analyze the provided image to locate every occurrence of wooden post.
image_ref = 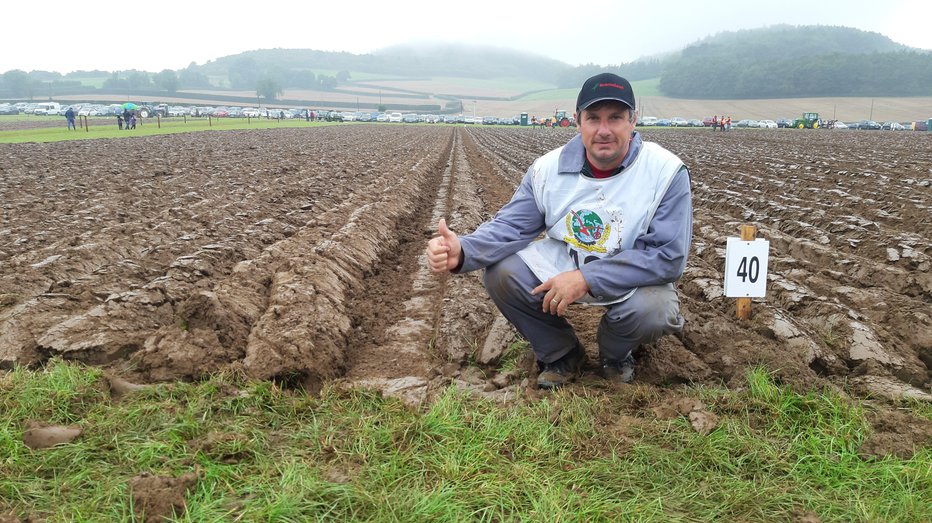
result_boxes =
[208,116,212,127]
[157,115,161,129]
[84,116,89,133]
[736,224,758,320]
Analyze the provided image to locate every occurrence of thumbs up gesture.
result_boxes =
[426,218,462,272]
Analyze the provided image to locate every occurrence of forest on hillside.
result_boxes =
[659,26,932,98]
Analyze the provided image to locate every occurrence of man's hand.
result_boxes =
[532,270,590,316]
[426,218,462,273]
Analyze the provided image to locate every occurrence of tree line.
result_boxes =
[659,51,932,98]
[659,25,932,98]
[0,66,348,102]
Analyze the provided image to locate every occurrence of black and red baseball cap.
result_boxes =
[576,73,635,113]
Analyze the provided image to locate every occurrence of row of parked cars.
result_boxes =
[635,114,925,131]
[0,101,526,126]
[638,116,705,127]
[771,118,919,130]
[0,102,166,117]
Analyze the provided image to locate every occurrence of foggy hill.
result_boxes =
[2,25,930,100]
[659,25,932,98]
[190,44,573,90]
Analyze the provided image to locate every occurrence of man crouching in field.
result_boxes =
[426,73,693,389]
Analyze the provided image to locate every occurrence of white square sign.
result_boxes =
[724,238,770,297]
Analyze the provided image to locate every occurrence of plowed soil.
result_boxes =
[2,125,930,417]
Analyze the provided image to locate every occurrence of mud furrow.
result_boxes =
[338,129,456,395]
[339,127,512,403]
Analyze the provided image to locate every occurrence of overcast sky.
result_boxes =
[3,0,929,73]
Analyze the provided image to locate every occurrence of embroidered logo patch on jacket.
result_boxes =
[564,209,612,253]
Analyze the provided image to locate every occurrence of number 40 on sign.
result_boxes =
[723,237,770,298]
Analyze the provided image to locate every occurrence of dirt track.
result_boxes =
[1,126,930,411]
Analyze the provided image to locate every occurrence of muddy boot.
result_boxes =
[599,353,636,385]
[537,344,586,390]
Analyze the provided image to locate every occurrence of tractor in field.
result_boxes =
[553,110,575,128]
[792,112,821,129]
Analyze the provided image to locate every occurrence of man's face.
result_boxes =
[576,102,637,171]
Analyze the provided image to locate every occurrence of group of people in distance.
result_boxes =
[712,115,731,131]
[64,107,137,131]
[117,109,137,130]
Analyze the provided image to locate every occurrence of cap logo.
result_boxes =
[596,83,626,90]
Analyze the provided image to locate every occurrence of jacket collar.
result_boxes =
[558,131,643,176]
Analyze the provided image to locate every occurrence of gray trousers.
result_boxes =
[483,253,684,364]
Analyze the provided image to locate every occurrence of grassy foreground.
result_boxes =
[0,116,336,144]
[1,360,929,522]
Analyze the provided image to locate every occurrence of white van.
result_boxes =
[388,112,403,123]
[33,102,62,116]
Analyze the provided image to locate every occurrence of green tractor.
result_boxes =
[553,110,575,128]
[793,112,821,129]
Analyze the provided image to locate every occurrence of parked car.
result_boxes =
[638,116,658,126]
[701,116,716,127]
[758,119,777,129]
[33,102,62,115]
[881,121,907,131]
[670,117,689,127]
[655,118,672,127]
[688,119,703,127]
[912,120,928,131]
[832,121,849,129]
[388,112,403,123]
[854,120,881,130]
[402,113,419,123]
[776,118,794,128]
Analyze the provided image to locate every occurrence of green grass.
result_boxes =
[0,116,339,144]
[428,76,556,93]
[0,114,39,122]
[1,361,928,522]
[518,79,662,107]
[631,78,662,97]
[518,88,578,104]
